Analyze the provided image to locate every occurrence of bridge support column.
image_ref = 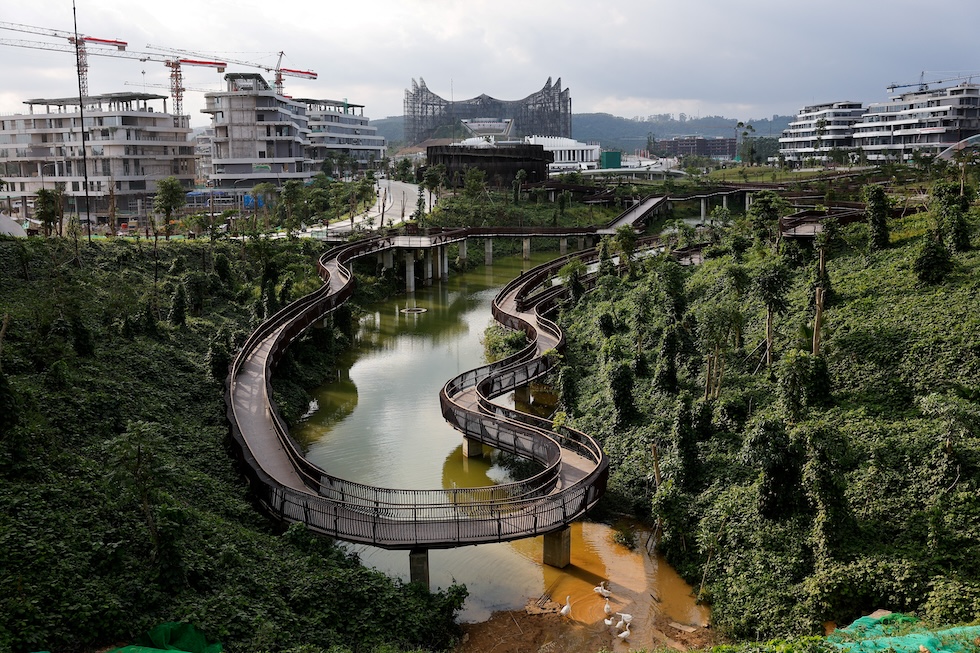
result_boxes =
[440,245,449,281]
[423,249,433,286]
[723,195,728,210]
[559,237,567,255]
[405,251,416,293]
[701,197,707,221]
[745,192,752,212]
[543,526,571,569]
[383,249,394,270]
[462,435,483,458]
[485,238,493,266]
[458,239,467,264]
[578,236,585,251]
[523,237,531,261]
[409,548,430,589]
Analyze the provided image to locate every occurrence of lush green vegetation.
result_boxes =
[553,181,980,640]
[0,236,466,653]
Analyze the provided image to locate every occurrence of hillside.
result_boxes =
[553,196,980,639]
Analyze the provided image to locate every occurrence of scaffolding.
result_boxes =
[404,77,572,144]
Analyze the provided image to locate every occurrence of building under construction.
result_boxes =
[404,77,572,144]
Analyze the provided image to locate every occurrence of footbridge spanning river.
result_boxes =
[225,227,680,585]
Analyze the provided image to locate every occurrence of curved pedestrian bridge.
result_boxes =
[225,228,618,569]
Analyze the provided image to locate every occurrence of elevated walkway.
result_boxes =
[225,228,612,568]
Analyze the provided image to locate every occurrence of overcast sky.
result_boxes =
[2,0,979,131]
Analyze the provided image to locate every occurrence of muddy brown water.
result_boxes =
[292,252,709,633]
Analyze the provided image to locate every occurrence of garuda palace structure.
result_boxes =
[404,77,572,144]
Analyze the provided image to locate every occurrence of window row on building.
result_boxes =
[1,74,386,220]
[778,83,980,165]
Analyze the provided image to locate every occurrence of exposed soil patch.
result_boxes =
[457,602,719,653]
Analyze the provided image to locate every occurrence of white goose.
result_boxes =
[559,595,571,618]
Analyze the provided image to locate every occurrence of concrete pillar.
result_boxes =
[409,548,430,589]
[560,237,568,255]
[484,238,493,266]
[405,250,415,293]
[383,249,394,270]
[577,236,585,251]
[701,197,707,221]
[423,249,433,286]
[543,526,571,568]
[745,192,752,211]
[462,435,483,458]
[522,237,531,261]
[440,245,449,281]
[458,239,467,264]
[723,194,728,210]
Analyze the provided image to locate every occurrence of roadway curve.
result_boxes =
[225,229,609,550]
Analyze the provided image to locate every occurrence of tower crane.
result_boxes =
[0,36,226,116]
[0,20,127,97]
[146,45,317,95]
[886,71,980,93]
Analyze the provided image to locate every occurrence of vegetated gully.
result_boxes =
[291,251,708,627]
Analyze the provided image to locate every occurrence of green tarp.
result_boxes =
[107,622,221,653]
[829,613,980,653]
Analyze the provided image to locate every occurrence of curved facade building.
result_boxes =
[404,77,571,144]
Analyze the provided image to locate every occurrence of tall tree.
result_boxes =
[864,183,890,252]
[747,189,787,248]
[754,257,792,367]
[153,176,186,241]
[34,187,60,237]
[613,225,638,277]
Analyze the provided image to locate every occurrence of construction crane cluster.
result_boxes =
[0,19,317,117]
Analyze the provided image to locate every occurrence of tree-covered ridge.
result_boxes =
[553,190,980,639]
[0,237,466,653]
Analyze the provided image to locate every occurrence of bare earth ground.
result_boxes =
[456,603,719,653]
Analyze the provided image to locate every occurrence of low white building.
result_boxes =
[524,135,601,171]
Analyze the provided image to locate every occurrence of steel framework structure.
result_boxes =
[404,77,572,144]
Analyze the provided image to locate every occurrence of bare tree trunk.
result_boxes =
[813,287,824,356]
[704,354,713,400]
[766,308,774,367]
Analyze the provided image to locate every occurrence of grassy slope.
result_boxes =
[0,237,465,653]
[554,212,980,640]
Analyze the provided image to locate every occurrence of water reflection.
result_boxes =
[291,252,708,627]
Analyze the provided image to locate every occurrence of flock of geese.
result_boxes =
[559,580,634,642]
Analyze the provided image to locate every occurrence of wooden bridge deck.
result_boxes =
[225,228,610,550]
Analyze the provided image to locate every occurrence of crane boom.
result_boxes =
[145,44,316,94]
[887,71,980,93]
[0,37,226,115]
[0,20,127,96]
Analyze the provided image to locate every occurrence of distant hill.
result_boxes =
[370,116,406,149]
[370,113,794,153]
[572,113,794,152]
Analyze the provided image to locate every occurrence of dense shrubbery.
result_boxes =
[0,237,465,653]
[554,193,980,639]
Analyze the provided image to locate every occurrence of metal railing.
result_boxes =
[226,227,616,549]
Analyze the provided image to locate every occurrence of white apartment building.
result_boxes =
[778,101,865,165]
[0,92,195,220]
[851,83,980,162]
[203,73,312,192]
[202,74,386,194]
[302,98,386,171]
